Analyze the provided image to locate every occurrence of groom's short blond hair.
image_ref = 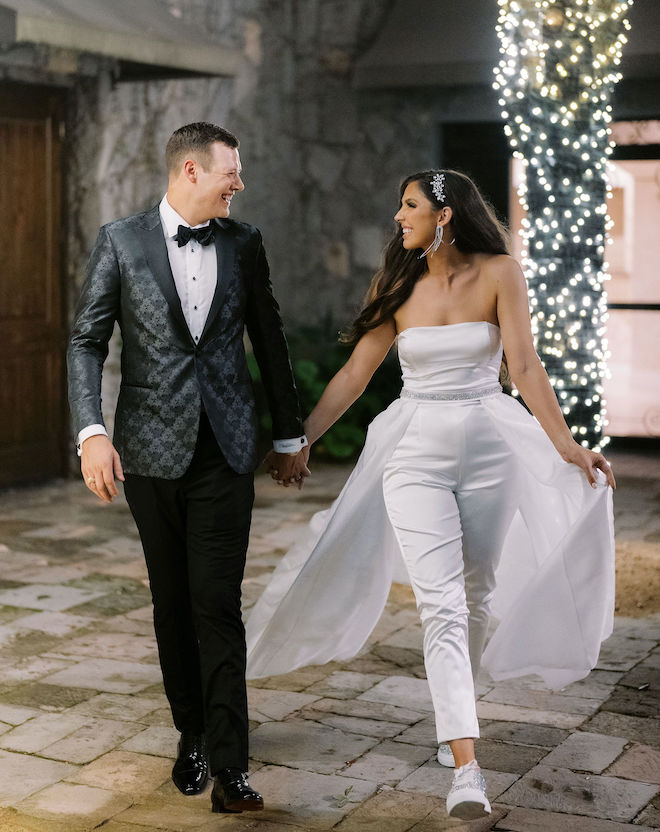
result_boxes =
[165,122,239,172]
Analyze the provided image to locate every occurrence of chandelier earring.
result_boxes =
[419,224,444,259]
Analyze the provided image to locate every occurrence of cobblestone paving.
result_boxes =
[0,450,657,831]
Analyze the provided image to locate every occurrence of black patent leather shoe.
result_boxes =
[211,769,264,813]
[172,732,209,795]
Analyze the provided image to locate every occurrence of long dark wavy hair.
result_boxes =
[342,169,510,345]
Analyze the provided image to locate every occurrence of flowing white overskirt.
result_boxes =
[246,393,614,690]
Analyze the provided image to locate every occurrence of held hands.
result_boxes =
[562,442,616,490]
[81,435,125,502]
[265,446,311,490]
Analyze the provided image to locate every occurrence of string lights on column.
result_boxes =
[494,0,632,450]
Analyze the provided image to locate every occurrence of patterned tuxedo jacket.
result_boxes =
[67,205,303,478]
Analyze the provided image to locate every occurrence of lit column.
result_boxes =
[494,0,632,450]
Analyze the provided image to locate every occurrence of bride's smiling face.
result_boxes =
[394,181,438,251]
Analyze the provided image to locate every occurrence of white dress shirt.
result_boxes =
[78,195,306,456]
[160,195,217,344]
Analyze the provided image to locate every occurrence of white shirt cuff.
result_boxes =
[76,424,108,456]
[273,435,308,455]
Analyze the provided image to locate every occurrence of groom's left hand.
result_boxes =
[265,448,310,489]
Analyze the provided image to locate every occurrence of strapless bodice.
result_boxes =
[397,321,503,394]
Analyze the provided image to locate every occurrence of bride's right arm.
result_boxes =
[304,320,397,446]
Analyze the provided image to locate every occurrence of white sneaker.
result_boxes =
[437,743,455,767]
[446,760,491,820]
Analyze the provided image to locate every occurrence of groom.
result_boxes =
[67,122,307,813]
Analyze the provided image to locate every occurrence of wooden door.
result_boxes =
[0,83,67,486]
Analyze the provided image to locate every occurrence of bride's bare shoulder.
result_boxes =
[479,253,524,284]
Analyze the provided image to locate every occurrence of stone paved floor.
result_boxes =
[0,448,658,831]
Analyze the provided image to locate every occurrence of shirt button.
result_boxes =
[195,336,199,341]
[192,276,197,281]
[194,305,198,310]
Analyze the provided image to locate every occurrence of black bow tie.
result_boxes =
[174,224,215,247]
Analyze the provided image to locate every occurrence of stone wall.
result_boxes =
[66,0,437,328]
[223,0,437,325]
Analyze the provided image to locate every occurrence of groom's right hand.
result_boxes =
[81,435,125,503]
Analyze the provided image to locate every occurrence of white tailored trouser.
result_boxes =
[382,397,520,743]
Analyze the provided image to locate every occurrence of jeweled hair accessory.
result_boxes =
[430,172,446,203]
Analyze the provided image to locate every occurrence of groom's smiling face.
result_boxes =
[195,142,245,219]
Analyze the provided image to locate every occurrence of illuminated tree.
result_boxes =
[494,0,632,450]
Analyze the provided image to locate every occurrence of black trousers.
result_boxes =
[123,413,254,773]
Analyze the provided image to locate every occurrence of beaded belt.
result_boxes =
[400,383,502,401]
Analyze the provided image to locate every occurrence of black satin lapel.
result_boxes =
[198,224,235,346]
[139,222,191,340]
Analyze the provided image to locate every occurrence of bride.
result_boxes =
[248,169,616,820]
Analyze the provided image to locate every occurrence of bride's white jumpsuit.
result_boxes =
[245,320,615,748]
[383,323,519,741]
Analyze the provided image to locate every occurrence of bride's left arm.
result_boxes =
[493,256,615,489]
